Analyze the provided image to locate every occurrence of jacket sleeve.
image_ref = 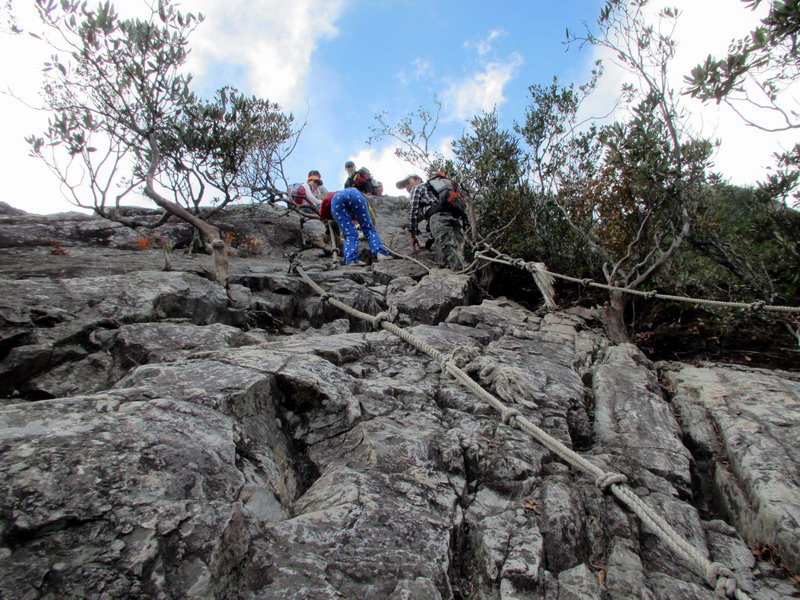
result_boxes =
[302,183,320,206]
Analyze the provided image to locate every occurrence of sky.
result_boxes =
[0,0,794,215]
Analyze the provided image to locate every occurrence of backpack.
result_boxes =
[352,168,376,195]
[425,172,467,220]
[288,183,313,207]
[320,192,335,220]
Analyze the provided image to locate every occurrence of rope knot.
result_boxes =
[501,408,521,425]
[439,345,480,372]
[747,300,766,311]
[284,253,302,274]
[581,278,594,286]
[646,289,658,299]
[373,311,393,329]
[595,472,628,492]
[512,258,527,269]
[707,562,738,597]
[319,293,332,303]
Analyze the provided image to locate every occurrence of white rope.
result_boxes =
[290,259,751,599]
[475,249,799,315]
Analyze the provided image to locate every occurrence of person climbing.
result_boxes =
[343,162,379,225]
[398,173,465,271]
[343,160,357,188]
[329,188,391,266]
[307,170,329,202]
[345,165,377,196]
[288,172,325,214]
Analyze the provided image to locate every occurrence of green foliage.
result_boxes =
[685,0,800,208]
[660,183,797,300]
[25,0,296,218]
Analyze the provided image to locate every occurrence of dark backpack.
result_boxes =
[352,168,376,195]
[425,172,467,220]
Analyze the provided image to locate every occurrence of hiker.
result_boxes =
[329,188,391,266]
[343,160,357,187]
[343,162,379,224]
[398,173,466,271]
[374,181,384,196]
[307,170,329,202]
[345,165,378,196]
[287,173,325,214]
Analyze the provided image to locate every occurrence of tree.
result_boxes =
[25,0,298,284]
[369,98,482,239]
[685,0,800,208]
[1,0,20,33]
[369,97,446,174]
[544,0,714,341]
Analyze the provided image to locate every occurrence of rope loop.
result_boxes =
[595,472,628,492]
[707,562,738,597]
[747,300,766,312]
[372,311,393,329]
[437,356,457,375]
[501,408,522,425]
[284,253,302,274]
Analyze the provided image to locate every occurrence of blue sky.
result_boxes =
[187,0,607,195]
[0,0,792,213]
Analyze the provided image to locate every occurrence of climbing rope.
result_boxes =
[290,257,751,599]
[475,248,800,315]
[385,245,432,274]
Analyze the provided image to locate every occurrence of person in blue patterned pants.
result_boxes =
[330,188,391,265]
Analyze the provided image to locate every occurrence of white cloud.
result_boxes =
[443,52,523,120]
[413,58,432,80]
[0,2,90,214]
[467,29,507,57]
[185,0,348,111]
[0,0,350,214]
[345,145,427,196]
[442,28,521,121]
[396,57,433,88]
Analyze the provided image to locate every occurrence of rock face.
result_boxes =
[1,200,798,599]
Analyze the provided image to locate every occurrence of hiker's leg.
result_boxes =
[331,193,359,264]
[430,214,464,271]
[348,191,388,257]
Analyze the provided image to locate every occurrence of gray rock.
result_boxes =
[0,397,260,599]
[0,204,797,600]
[557,563,601,600]
[661,361,800,575]
[593,344,691,494]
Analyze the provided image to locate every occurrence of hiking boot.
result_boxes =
[348,260,368,267]
[376,253,392,262]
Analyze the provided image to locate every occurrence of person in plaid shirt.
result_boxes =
[397,174,465,270]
